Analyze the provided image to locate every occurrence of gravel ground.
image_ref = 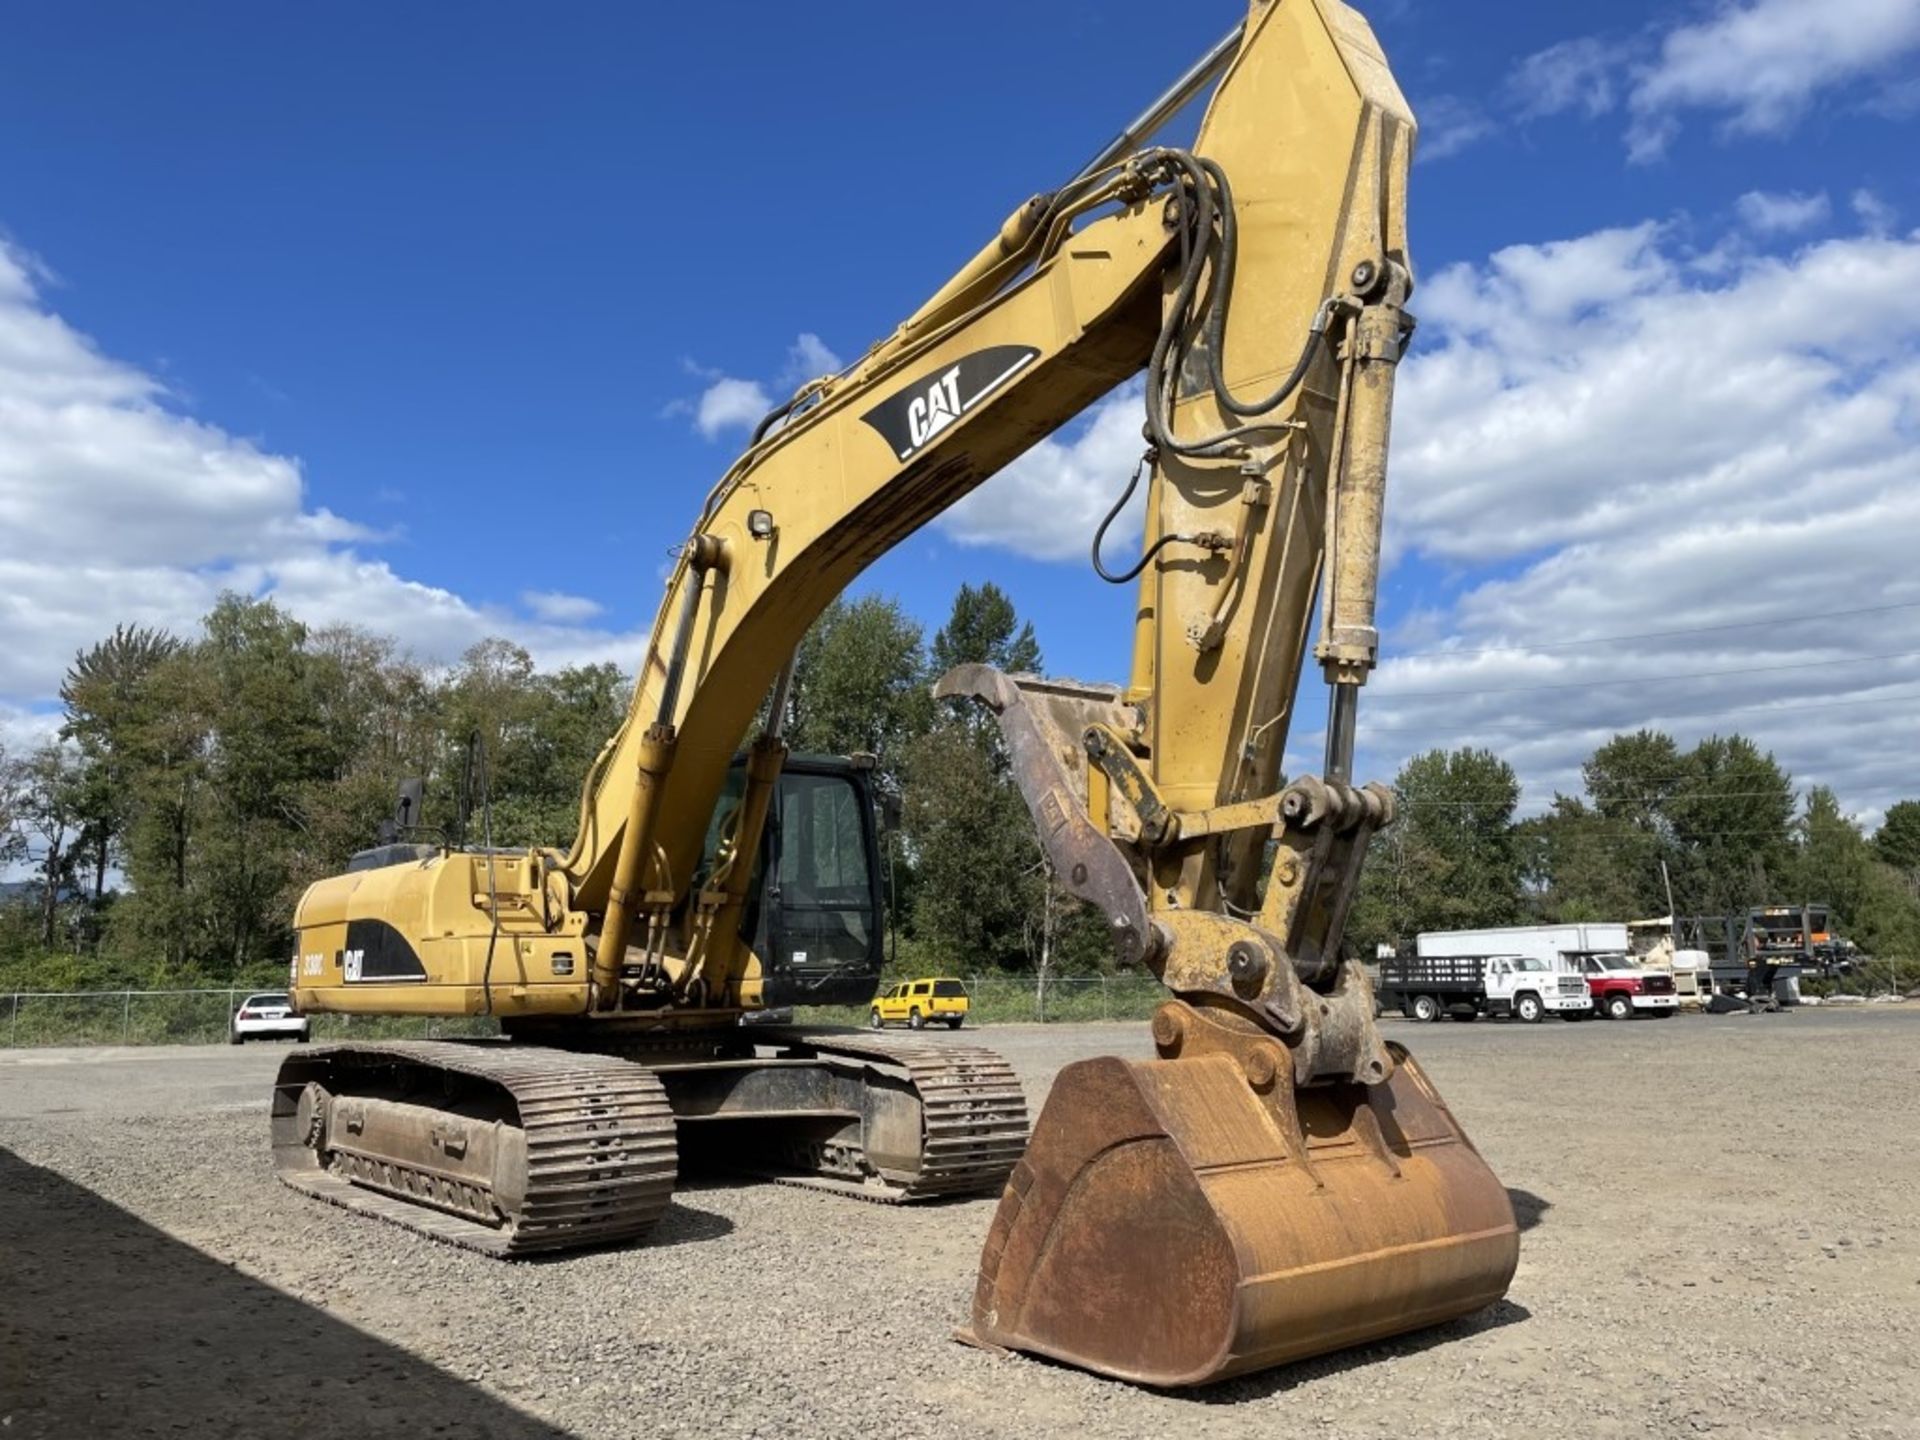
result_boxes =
[3,1008,1918,1439]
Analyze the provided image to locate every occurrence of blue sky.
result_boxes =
[2,0,1917,827]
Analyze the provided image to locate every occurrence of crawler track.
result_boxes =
[751,1027,1031,1201]
[271,1041,676,1257]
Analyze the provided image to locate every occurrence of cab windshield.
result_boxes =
[772,772,876,971]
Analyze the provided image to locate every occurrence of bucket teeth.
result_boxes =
[959,1045,1519,1388]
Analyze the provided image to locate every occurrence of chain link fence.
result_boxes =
[0,990,498,1049]
[0,976,1167,1048]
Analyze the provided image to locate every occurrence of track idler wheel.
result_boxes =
[958,1002,1519,1387]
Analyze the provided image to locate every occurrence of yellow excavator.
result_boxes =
[275,0,1519,1389]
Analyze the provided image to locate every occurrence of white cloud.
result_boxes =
[1362,218,1920,819]
[782,332,842,385]
[0,234,645,721]
[1509,37,1626,120]
[0,701,57,758]
[937,382,1147,561]
[1735,188,1831,234]
[1506,1,1920,160]
[693,376,772,439]
[1415,95,1495,162]
[677,333,845,440]
[520,588,603,624]
[1867,69,1920,117]
[1628,0,1920,158]
[1852,188,1899,236]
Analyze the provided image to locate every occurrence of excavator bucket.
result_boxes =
[960,1027,1518,1387]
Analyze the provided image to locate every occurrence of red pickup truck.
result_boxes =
[1573,952,1678,1020]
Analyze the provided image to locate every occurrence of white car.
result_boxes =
[230,992,311,1044]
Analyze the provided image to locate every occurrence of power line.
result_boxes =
[1517,829,1804,845]
[1550,830,1790,842]
[1359,686,1920,734]
[1401,788,1795,809]
[1376,650,1920,699]
[1388,600,1920,661]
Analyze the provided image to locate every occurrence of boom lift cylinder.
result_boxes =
[595,538,720,999]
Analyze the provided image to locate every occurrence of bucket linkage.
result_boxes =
[942,665,1520,1388]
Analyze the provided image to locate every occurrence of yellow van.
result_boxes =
[871,978,969,1030]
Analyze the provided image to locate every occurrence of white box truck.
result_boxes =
[1417,923,1627,967]
[1387,926,1600,1022]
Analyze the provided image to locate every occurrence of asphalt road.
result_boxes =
[3,1007,1917,1439]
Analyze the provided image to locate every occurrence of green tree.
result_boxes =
[60,623,183,903]
[787,596,929,769]
[901,583,1095,973]
[1796,788,1871,921]
[1875,800,1920,883]
[1794,788,1920,961]
[17,744,85,947]
[901,725,1040,967]
[441,637,538,820]
[0,743,25,872]
[507,662,631,846]
[194,596,336,975]
[1515,729,1802,929]
[1519,796,1659,923]
[929,582,1040,677]
[1583,729,1687,825]
[1666,734,1796,916]
[110,641,214,975]
[91,595,345,979]
[1346,822,1448,958]
[294,625,445,875]
[1350,747,1523,949]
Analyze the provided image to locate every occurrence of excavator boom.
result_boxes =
[276,0,1518,1390]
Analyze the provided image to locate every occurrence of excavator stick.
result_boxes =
[959,1003,1519,1387]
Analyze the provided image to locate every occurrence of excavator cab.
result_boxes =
[702,754,888,1010]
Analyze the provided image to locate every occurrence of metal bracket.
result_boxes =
[1082,724,1174,847]
[936,665,1160,968]
[1257,776,1394,984]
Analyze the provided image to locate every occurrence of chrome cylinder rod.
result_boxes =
[1073,21,1247,182]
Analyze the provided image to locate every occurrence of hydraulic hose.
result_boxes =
[1090,450,1199,584]
[1137,150,1339,459]
[1094,148,1341,582]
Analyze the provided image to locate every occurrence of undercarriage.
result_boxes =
[271,1028,1030,1255]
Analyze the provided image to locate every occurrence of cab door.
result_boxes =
[908,980,933,1026]
[1487,959,1512,1007]
[876,984,904,1022]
